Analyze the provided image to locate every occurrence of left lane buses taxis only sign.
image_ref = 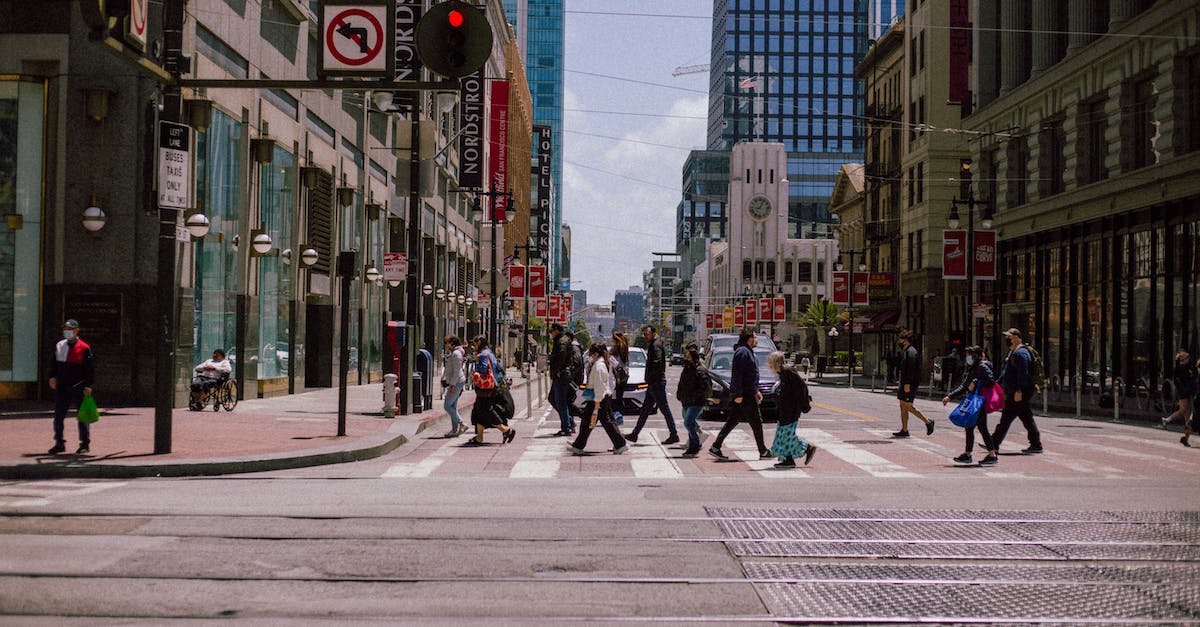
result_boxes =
[158,121,191,210]
[323,4,389,74]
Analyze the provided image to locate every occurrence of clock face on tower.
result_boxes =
[747,195,772,220]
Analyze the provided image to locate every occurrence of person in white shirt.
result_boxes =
[567,343,628,455]
[190,349,232,406]
[442,335,468,437]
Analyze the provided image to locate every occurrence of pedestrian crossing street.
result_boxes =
[0,480,126,508]
[381,405,1200,480]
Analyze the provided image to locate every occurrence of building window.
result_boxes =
[742,259,752,281]
[816,262,825,283]
[798,261,812,282]
[915,230,924,270]
[1006,136,1029,207]
[907,167,915,207]
[907,232,915,271]
[1124,74,1157,171]
[1079,97,1108,184]
[784,261,794,283]
[1039,116,1066,197]
[1176,51,1200,154]
[916,162,924,203]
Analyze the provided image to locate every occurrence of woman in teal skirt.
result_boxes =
[767,351,817,468]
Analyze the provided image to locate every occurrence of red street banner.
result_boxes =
[852,272,870,307]
[527,265,546,299]
[759,298,771,322]
[548,294,561,321]
[745,299,758,325]
[832,271,850,305]
[734,305,745,327]
[506,265,525,299]
[948,0,970,103]
[773,297,785,322]
[943,230,968,279]
[705,313,714,329]
[562,293,573,318]
[535,298,547,317]
[974,230,998,280]
[487,79,509,221]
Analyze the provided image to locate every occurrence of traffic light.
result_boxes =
[415,1,493,79]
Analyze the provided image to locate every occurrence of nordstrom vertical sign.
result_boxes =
[394,0,421,80]
[458,71,484,188]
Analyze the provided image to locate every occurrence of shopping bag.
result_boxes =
[983,384,1005,414]
[948,391,983,429]
[77,395,100,424]
[472,356,497,397]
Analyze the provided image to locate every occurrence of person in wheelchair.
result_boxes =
[190,349,232,407]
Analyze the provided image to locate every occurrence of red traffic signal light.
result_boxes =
[416,1,493,78]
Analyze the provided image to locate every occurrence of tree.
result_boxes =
[800,299,840,328]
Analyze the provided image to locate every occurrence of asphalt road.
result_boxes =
[3,367,1198,623]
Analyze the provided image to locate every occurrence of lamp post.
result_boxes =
[837,251,866,387]
[948,164,994,347]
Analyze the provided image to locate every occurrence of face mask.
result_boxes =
[63,330,75,340]
[966,356,975,366]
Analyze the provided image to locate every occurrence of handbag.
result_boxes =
[472,355,498,397]
[949,391,983,429]
[983,383,1005,414]
[77,395,100,424]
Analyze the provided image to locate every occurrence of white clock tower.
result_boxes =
[728,142,789,293]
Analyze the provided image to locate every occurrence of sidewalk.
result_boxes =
[0,369,541,480]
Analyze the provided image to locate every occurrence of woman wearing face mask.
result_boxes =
[942,345,998,466]
[1165,348,1197,447]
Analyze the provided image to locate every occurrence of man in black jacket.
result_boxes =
[547,323,576,436]
[894,329,934,438]
[624,325,680,444]
[708,328,773,460]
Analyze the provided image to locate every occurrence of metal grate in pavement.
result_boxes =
[743,562,1200,584]
[756,581,1197,621]
[726,540,1062,560]
[706,507,1200,524]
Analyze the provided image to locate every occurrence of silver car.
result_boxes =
[619,347,654,415]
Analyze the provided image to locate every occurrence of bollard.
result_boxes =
[1113,378,1123,422]
[1074,374,1082,417]
[1042,381,1048,417]
[382,373,398,418]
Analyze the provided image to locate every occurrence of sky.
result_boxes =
[560,1,714,305]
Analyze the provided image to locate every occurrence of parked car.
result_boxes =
[669,352,684,366]
[701,346,780,422]
[575,346,655,416]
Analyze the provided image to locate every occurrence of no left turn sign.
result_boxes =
[323,5,388,73]
[128,0,148,49]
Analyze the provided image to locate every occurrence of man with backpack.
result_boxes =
[547,323,576,436]
[992,327,1044,454]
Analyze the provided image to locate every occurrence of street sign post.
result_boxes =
[323,5,389,75]
[157,121,191,209]
[383,252,408,281]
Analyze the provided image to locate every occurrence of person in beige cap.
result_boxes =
[992,327,1043,454]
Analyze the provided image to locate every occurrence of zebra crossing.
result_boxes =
[379,403,1200,480]
[0,480,126,508]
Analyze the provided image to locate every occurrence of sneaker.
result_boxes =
[463,439,485,447]
[803,445,818,466]
[773,457,796,468]
[662,434,680,445]
[75,445,90,455]
[456,423,471,436]
[926,420,936,436]
[445,428,461,438]
[624,432,638,443]
[47,443,66,455]
[708,446,729,460]
[681,449,699,458]
[503,428,517,444]
[1162,416,1172,428]
[1021,446,1044,454]
[612,445,629,455]
[953,453,973,464]
[567,445,585,455]
[1181,436,1191,448]
[759,450,776,460]
[979,454,999,465]
[892,430,910,438]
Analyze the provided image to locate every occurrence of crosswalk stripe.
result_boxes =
[629,433,683,478]
[509,414,562,478]
[381,443,456,477]
[727,430,810,477]
[0,481,126,507]
[800,428,920,478]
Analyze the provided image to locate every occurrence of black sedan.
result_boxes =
[701,347,779,422]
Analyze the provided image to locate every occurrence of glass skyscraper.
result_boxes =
[503,0,565,285]
[707,0,868,234]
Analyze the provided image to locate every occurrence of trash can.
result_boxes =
[815,354,828,374]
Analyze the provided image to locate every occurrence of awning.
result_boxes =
[860,309,901,333]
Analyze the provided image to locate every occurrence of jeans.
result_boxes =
[630,379,678,437]
[713,396,768,453]
[444,382,465,429]
[682,405,704,452]
[53,383,89,447]
[992,395,1041,450]
[966,411,995,452]
[550,377,575,431]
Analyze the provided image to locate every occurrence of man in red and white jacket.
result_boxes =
[48,319,95,455]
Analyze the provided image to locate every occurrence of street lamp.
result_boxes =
[948,160,995,346]
[826,326,839,379]
[836,251,867,387]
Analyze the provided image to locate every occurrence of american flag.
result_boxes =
[738,76,760,89]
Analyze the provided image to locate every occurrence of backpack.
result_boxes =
[1021,344,1045,392]
[569,345,585,387]
[613,359,630,386]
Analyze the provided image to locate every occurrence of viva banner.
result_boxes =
[487,80,509,221]
[832,271,850,305]
[527,266,546,299]
[974,230,997,280]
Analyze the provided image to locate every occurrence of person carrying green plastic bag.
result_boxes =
[77,395,100,424]
[47,319,96,455]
